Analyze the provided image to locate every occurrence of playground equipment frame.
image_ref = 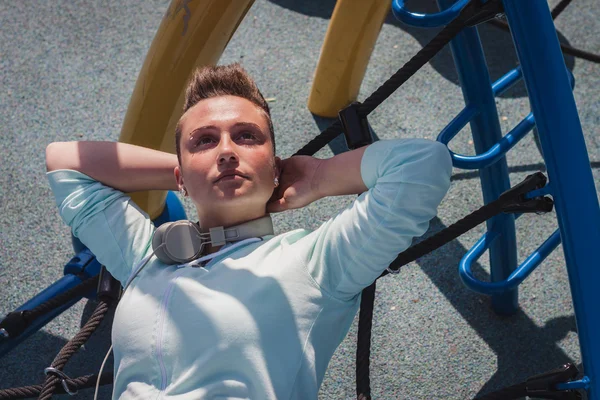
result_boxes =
[0,0,597,398]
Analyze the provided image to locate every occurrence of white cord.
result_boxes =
[94,343,113,400]
[94,243,164,400]
[92,237,262,399]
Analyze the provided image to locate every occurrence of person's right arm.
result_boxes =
[45,141,179,192]
[45,141,178,284]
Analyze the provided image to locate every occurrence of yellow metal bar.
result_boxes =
[308,0,391,118]
[119,0,255,219]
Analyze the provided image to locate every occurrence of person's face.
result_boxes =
[175,95,280,219]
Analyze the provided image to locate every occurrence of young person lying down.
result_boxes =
[45,63,452,400]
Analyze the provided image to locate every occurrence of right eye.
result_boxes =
[195,136,215,147]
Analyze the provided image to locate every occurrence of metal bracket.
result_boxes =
[97,266,122,302]
[464,0,505,27]
[526,363,582,399]
[338,102,374,150]
[44,367,79,396]
[498,172,554,214]
[0,310,29,340]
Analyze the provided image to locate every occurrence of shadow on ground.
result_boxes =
[312,114,584,399]
[414,216,581,398]
[268,0,576,99]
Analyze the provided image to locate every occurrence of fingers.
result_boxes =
[266,198,287,213]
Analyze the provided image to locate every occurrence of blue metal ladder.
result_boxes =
[392,0,599,397]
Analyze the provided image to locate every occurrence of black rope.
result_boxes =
[0,269,120,399]
[0,372,112,400]
[353,189,505,397]
[37,300,111,400]
[382,199,503,276]
[348,3,511,396]
[550,0,573,19]
[292,0,492,158]
[354,166,554,398]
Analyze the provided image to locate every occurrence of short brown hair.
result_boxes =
[175,63,275,165]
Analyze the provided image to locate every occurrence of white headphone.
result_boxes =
[151,215,274,264]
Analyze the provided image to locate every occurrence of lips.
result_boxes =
[214,171,248,183]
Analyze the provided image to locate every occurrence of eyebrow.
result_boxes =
[189,122,262,137]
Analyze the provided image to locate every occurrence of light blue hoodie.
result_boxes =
[47,138,452,399]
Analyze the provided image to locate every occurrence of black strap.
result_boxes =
[356,282,376,400]
[354,170,552,398]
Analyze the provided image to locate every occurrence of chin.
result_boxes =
[215,189,270,207]
[213,189,254,204]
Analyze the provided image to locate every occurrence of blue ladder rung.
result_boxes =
[437,67,575,170]
[459,228,562,295]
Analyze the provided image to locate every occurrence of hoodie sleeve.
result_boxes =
[305,138,452,301]
[46,169,155,285]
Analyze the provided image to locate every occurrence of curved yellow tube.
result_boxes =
[119,0,255,219]
[308,0,391,118]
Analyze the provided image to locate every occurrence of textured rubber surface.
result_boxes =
[0,1,598,399]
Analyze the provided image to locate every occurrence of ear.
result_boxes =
[174,165,183,187]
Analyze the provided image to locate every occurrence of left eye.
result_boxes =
[239,132,256,140]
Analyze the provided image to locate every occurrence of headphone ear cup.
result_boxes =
[152,222,176,264]
[156,221,204,264]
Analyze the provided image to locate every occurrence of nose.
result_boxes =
[217,136,239,165]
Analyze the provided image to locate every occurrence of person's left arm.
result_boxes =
[312,145,369,198]
[300,138,452,301]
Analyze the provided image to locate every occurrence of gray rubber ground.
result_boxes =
[1,1,598,399]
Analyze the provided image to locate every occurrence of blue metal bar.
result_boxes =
[491,67,522,97]
[556,377,591,391]
[459,229,561,295]
[152,190,188,227]
[392,0,470,28]
[503,1,600,398]
[450,113,535,169]
[438,66,523,147]
[438,66,523,146]
[437,104,479,144]
[438,0,518,314]
[0,254,102,358]
[441,67,576,169]
[525,183,554,200]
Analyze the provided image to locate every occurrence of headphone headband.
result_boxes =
[152,215,274,264]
